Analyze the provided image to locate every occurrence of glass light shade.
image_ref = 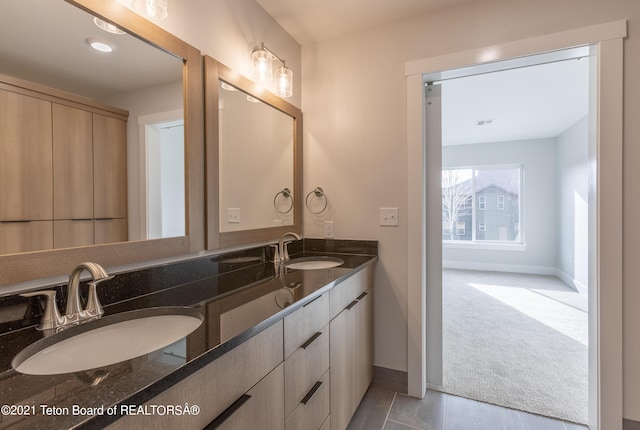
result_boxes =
[275,65,293,98]
[132,0,168,20]
[252,48,273,88]
[93,17,126,35]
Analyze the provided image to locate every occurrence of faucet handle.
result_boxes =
[20,290,66,331]
[270,244,280,263]
[84,277,112,318]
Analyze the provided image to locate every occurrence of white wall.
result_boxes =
[442,139,557,274]
[130,0,301,108]
[556,117,589,291]
[301,0,640,420]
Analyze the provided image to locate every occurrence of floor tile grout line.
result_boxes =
[386,418,425,430]
[381,391,397,430]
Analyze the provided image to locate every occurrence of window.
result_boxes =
[478,195,486,210]
[442,166,522,243]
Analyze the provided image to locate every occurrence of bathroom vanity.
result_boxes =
[0,239,377,430]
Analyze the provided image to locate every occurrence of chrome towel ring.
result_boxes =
[305,187,328,214]
[274,188,294,214]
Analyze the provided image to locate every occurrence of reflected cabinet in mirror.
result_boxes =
[205,58,302,248]
[0,0,204,286]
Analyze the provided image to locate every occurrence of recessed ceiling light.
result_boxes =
[475,119,495,126]
[221,82,238,91]
[86,37,113,53]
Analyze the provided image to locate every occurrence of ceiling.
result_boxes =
[257,0,590,145]
[255,0,480,46]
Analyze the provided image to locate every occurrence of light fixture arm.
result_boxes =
[260,43,286,67]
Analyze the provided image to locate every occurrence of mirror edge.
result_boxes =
[0,0,205,287]
[204,57,303,249]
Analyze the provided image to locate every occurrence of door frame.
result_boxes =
[405,20,625,430]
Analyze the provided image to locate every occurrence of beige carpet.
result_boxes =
[431,269,588,424]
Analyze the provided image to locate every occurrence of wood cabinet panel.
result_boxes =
[329,266,372,320]
[355,289,374,404]
[330,304,357,430]
[95,218,127,244]
[53,220,94,249]
[0,89,52,221]
[215,363,284,430]
[93,114,127,219]
[285,370,330,430]
[0,221,52,254]
[284,293,329,358]
[52,104,93,219]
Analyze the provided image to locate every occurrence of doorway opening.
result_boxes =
[431,56,590,423]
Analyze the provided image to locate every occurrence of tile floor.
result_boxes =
[348,386,589,430]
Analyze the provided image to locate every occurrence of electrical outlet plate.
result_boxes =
[227,208,240,223]
[379,207,399,226]
[324,221,334,238]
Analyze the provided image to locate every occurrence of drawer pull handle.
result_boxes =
[303,295,322,307]
[205,394,252,429]
[301,331,322,349]
[301,381,323,405]
[345,299,359,310]
[356,291,368,301]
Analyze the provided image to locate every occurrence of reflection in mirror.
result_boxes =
[218,81,294,232]
[0,0,185,256]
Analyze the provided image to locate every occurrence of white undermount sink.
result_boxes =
[12,307,203,375]
[285,256,344,270]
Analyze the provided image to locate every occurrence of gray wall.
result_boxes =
[556,117,589,291]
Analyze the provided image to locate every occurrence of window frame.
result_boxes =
[442,164,524,247]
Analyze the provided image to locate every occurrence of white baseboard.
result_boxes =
[443,260,556,276]
[555,269,588,294]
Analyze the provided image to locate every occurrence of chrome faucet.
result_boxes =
[21,262,113,331]
[278,232,301,262]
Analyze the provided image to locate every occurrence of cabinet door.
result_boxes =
[330,305,357,430]
[95,218,127,244]
[52,104,93,220]
[0,221,52,254]
[0,89,52,221]
[355,289,374,404]
[93,114,127,219]
[54,220,94,248]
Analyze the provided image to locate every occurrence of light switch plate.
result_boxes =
[227,208,240,223]
[379,207,399,226]
[324,221,334,238]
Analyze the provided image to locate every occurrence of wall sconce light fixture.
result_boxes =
[252,43,293,98]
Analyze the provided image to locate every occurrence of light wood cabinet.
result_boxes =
[283,293,331,430]
[52,103,93,220]
[0,89,52,221]
[329,265,375,430]
[0,80,128,253]
[93,114,127,219]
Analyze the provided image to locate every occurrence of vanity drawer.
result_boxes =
[285,369,330,430]
[284,323,329,417]
[209,362,284,430]
[329,265,373,320]
[284,292,329,358]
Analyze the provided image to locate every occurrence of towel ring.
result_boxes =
[274,188,294,214]
[305,187,328,215]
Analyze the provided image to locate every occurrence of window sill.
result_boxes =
[442,241,526,251]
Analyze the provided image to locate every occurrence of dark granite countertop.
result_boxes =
[0,239,377,429]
